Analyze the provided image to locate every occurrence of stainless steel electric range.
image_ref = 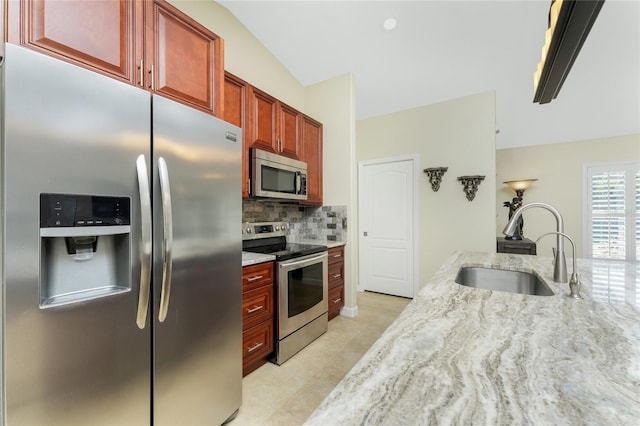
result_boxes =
[242,222,328,364]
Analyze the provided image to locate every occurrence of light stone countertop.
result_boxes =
[305,251,640,425]
[241,251,275,267]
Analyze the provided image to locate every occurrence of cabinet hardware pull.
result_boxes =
[149,65,154,91]
[333,254,342,258]
[332,298,342,304]
[247,305,263,313]
[332,274,342,279]
[247,275,263,282]
[247,342,263,353]
[138,60,144,87]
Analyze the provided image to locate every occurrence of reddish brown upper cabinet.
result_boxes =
[248,86,301,160]
[231,80,322,200]
[223,71,250,199]
[10,0,143,84]
[145,0,223,116]
[277,102,301,159]
[248,86,279,154]
[300,115,323,205]
[8,0,223,116]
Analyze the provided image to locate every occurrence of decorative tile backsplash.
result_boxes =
[243,200,347,242]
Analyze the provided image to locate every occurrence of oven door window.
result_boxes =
[288,262,323,317]
[262,165,296,194]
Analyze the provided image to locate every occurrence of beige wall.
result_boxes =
[305,74,358,310]
[357,91,497,288]
[169,0,306,110]
[496,134,640,258]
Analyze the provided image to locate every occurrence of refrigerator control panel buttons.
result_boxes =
[40,193,130,227]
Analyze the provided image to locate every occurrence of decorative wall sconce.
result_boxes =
[457,175,485,201]
[423,167,448,192]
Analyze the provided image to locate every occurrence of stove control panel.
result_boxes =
[242,221,289,240]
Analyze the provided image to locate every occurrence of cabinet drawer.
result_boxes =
[242,262,274,291]
[242,321,274,364]
[242,285,274,331]
[328,246,344,266]
[328,263,344,289]
[328,285,344,321]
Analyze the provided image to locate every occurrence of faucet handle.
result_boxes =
[568,273,582,299]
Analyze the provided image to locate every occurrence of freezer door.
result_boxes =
[1,45,152,425]
[152,95,242,425]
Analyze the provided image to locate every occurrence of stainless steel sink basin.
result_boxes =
[455,266,554,296]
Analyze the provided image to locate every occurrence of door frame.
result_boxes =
[357,154,419,297]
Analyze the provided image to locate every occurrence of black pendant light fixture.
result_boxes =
[533,0,605,104]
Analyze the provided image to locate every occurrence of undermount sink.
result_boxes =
[455,266,554,296]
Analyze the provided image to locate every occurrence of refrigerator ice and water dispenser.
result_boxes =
[39,193,132,308]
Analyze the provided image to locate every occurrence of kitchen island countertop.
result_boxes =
[306,251,640,425]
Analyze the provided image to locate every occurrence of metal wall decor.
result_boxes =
[423,167,448,192]
[457,175,485,201]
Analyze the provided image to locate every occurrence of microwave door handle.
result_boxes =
[157,157,174,323]
[135,155,152,329]
[295,172,301,194]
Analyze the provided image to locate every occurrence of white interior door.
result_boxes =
[359,157,416,298]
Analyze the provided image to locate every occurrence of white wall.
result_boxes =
[357,91,497,288]
[496,133,640,258]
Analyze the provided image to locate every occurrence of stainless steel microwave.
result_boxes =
[251,148,308,201]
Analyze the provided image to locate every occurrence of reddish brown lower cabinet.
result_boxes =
[242,262,275,376]
[327,246,345,320]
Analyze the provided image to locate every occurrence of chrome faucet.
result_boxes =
[536,232,582,298]
[502,202,568,283]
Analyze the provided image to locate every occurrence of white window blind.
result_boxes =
[584,162,640,261]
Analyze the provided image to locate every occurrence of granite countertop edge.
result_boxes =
[241,252,276,267]
[305,250,640,425]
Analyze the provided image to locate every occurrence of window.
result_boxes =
[584,162,640,261]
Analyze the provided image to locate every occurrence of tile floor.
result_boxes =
[232,291,411,426]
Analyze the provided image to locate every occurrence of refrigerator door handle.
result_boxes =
[157,157,174,322]
[135,154,152,329]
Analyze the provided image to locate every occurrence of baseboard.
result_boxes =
[339,305,358,318]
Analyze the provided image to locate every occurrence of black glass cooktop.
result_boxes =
[243,237,326,261]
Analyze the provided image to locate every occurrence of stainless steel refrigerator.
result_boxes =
[0,44,242,425]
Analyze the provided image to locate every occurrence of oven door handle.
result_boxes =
[279,252,327,269]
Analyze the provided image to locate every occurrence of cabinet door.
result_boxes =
[15,0,142,84]
[301,115,323,205]
[278,103,300,159]
[248,86,279,154]
[146,0,223,116]
[224,72,250,198]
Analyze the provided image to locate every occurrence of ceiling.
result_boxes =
[220,0,640,149]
